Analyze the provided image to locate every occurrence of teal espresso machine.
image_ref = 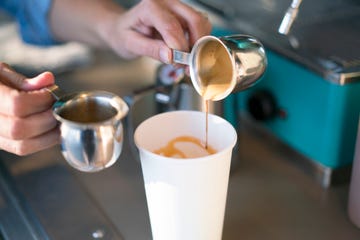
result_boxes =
[197,0,360,187]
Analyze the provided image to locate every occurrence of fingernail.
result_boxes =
[160,47,171,64]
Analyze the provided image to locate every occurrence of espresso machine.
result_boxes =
[188,0,360,187]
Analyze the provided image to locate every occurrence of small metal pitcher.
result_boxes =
[47,85,129,172]
[173,34,267,101]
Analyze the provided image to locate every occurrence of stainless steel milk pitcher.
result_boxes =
[46,85,129,172]
[173,34,267,101]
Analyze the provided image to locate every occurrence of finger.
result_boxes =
[123,30,172,63]
[0,66,55,117]
[22,72,55,91]
[171,5,212,45]
[0,62,27,89]
[0,65,55,91]
[0,128,60,156]
[138,1,188,51]
[0,110,57,140]
[132,24,155,38]
[0,86,54,117]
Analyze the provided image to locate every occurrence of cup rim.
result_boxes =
[52,90,129,127]
[134,110,237,163]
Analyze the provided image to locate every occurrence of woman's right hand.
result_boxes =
[0,63,59,156]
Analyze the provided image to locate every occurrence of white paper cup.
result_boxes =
[134,110,237,240]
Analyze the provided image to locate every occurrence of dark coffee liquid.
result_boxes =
[59,99,117,123]
[154,136,216,158]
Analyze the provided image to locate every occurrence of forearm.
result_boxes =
[49,0,125,48]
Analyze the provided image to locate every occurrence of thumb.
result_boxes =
[0,63,54,91]
[22,72,55,91]
[147,41,172,64]
[125,34,172,64]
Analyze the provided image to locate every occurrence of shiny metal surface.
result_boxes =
[0,161,48,240]
[0,150,125,240]
[45,85,66,101]
[278,0,303,35]
[172,49,190,65]
[172,35,267,100]
[220,35,267,92]
[48,87,129,172]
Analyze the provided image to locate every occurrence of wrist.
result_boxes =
[95,1,125,51]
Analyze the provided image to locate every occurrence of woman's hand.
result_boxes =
[0,63,59,155]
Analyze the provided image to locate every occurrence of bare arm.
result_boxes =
[49,0,124,48]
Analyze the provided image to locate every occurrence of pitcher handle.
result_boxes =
[172,50,191,65]
[45,84,67,101]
